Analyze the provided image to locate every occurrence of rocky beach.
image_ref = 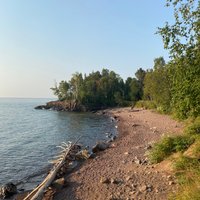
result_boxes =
[39,107,183,200]
[11,107,184,200]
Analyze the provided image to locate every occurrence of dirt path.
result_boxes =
[54,108,183,200]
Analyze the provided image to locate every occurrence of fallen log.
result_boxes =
[24,138,81,200]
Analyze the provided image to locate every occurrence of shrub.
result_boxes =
[185,117,200,135]
[149,137,175,163]
[149,135,194,163]
[173,135,195,152]
[173,156,200,171]
[135,100,156,109]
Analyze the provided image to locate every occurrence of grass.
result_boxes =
[148,117,200,199]
[192,138,200,158]
[135,100,157,109]
[173,156,200,172]
[148,135,194,164]
[169,156,200,200]
[170,178,200,200]
[184,117,200,135]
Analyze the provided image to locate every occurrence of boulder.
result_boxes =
[34,105,47,109]
[0,182,17,199]
[51,178,67,189]
[92,142,109,153]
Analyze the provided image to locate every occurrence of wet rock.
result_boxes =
[107,135,117,143]
[92,142,109,153]
[34,105,48,109]
[76,149,95,159]
[0,182,17,199]
[113,115,118,120]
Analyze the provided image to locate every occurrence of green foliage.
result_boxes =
[149,137,174,163]
[157,0,200,58]
[174,156,200,172]
[51,68,145,110]
[149,135,194,163]
[50,81,70,101]
[170,156,200,200]
[185,117,200,135]
[156,0,200,119]
[135,100,156,109]
[168,55,200,119]
[192,138,200,159]
[143,57,171,113]
[170,182,200,200]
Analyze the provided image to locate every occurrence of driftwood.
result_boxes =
[24,138,81,200]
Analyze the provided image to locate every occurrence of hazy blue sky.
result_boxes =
[0,0,174,98]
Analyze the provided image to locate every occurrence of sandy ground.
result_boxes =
[51,107,183,200]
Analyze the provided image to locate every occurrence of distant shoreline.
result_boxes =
[35,100,115,112]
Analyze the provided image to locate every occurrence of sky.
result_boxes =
[0,0,174,98]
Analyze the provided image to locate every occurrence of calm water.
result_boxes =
[0,98,116,189]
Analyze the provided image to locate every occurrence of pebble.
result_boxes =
[126,176,132,181]
[169,181,175,185]
[167,175,172,180]
[100,177,110,184]
[122,160,127,164]
[155,188,159,193]
[138,184,153,192]
[110,178,118,184]
[139,185,147,192]
[146,184,153,192]
[134,157,141,164]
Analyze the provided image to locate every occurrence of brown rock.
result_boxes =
[52,178,66,189]
[100,177,110,184]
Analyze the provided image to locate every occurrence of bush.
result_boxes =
[173,135,195,152]
[149,135,194,163]
[149,137,175,163]
[185,117,200,135]
[135,100,156,109]
[173,156,200,171]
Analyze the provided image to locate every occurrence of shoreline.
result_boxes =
[14,107,183,200]
[11,110,118,200]
[52,107,183,200]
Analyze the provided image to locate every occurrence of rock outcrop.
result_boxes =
[35,100,85,112]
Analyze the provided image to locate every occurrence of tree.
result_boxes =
[157,0,200,118]
[135,68,146,99]
[69,72,83,101]
[135,68,146,84]
[157,0,200,58]
[143,57,171,112]
[50,81,69,101]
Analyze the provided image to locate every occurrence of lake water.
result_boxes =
[0,98,117,189]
